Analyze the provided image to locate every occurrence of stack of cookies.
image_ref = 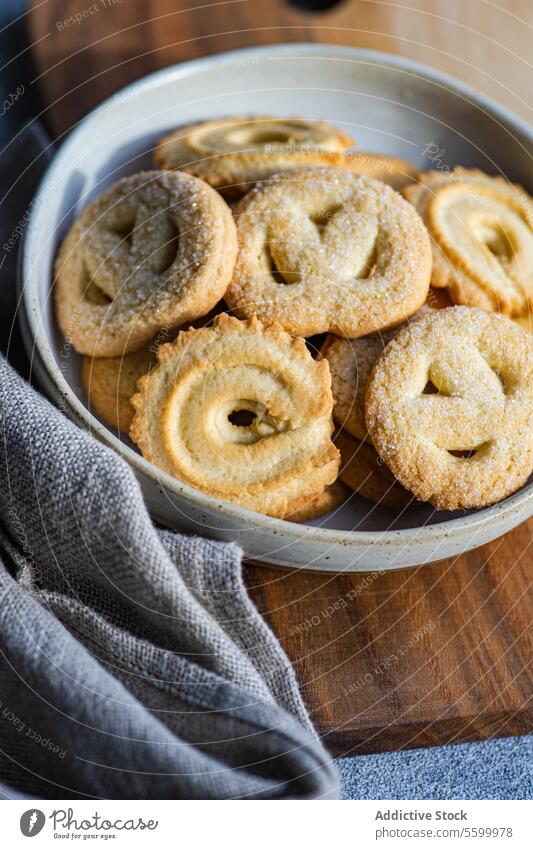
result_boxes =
[54,116,533,520]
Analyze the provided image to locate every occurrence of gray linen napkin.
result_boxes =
[0,124,339,799]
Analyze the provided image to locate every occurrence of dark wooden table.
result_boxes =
[28,0,532,756]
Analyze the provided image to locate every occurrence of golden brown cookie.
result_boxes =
[284,480,349,523]
[404,168,533,316]
[365,306,533,510]
[130,314,340,518]
[336,429,413,508]
[227,168,432,338]
[55,171,237,357]
[341,151,417,190]
[321,306,433,442]
[81,304,226,432]
[154,115,354,195]
[82,345,155,433]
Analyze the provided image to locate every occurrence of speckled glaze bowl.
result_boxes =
[19,44,533,571]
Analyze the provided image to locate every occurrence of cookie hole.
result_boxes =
[153,224,180,275]
[246,130,292,144]
[84,280,112,305]
[225,128,294,147]
[474,222,514,263]
[422,380,440,395]
[289,0,344,10]
[228,409,257,427]
[447,442,490,460]
[310,204,342,233]
[111,217,136,250]
[448,448,477,459]
[265,247,293,284]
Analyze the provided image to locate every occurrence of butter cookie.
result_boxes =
[155,116,354,195]
[55,171,237,356]
[404,169,533,316]
[365,306,533,510]
[130,314,340,517]
[341,151,416,190]
[227,168,432,337]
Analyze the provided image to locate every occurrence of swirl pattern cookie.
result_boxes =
[130,314,340,518]
[322,305,433,442]
[365,306,533,510]
[227,168,432,337]
[55,171,237,357]
[404,169,533,316]
[336,429,412,508]
[81,306,225,432]
[155,116,354,195]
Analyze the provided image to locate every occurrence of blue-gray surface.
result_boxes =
[1,0,531,801]
[338,736,533,800]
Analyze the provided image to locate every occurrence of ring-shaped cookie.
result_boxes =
[55,171,237,357]
[226,168,432,337]
[404,168,533,316]
[154,115,354,194]
[365,306,533,510]
[130,314,340,518]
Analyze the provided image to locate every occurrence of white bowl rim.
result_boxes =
[21,42,533,548]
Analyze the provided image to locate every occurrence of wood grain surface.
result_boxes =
[27,0,532,755]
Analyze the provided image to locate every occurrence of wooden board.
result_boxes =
[28,0,532,755]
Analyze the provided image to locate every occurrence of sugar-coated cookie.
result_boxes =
[365,306,533,510]
[227,168,432,338]
[55,171,237,357]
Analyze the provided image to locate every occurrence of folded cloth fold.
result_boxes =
[0,123,338,799]
[0,357,338,798]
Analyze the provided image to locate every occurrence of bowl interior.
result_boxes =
[23,46,532,534]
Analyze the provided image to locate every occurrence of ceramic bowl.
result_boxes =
[19,44,533,571]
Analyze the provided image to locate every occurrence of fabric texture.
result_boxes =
[0,114,339,799]
[0,354,338,799]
